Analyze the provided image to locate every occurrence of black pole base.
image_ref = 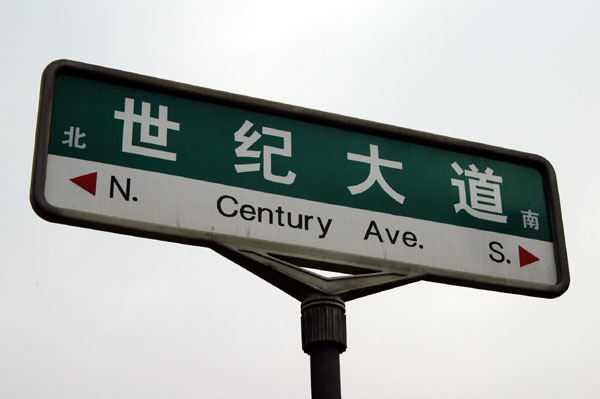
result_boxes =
[301,296,347,399]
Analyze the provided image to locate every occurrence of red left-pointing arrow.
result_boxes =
[70,172,97,196]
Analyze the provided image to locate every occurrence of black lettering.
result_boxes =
[385,228,400,244]
[257,207,274,224]
[317,217,332,239]
[489,241,505,263]
[110,176,131,201]
[239,204,256,221]
[276,207,285,227]
[288,212,303,229]
[217,195,238,217]
[364,220,383,242]
[402,231,417,247]
[216,194,334,239]
[304,215,314,231]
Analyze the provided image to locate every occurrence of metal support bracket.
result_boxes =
[214,243,424,302]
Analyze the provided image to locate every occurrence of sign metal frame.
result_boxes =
[31,60,569,299]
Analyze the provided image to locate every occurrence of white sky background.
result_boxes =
[1,0,599,398]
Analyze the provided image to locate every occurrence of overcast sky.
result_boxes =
[1,1,599,398]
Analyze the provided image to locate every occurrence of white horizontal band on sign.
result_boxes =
[45,155,557,285]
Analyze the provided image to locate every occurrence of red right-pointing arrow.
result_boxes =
[70,172,97,196]
[519,245,540,267]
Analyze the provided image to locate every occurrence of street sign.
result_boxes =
[31,60,569,298]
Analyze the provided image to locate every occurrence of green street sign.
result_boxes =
[31,60,569,298]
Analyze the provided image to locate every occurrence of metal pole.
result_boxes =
[301,296,347,399]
